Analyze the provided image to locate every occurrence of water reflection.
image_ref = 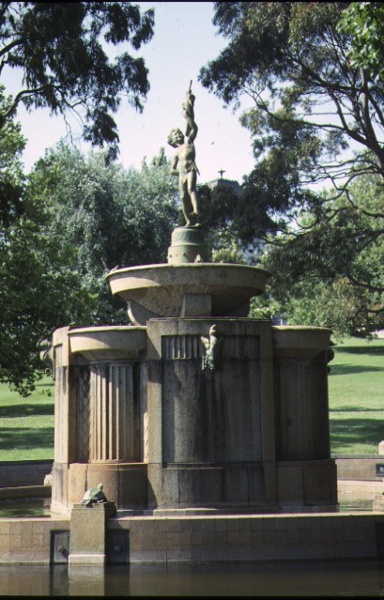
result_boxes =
[1,560,384,596]
[0,497,50,518]
[0,498,374,518]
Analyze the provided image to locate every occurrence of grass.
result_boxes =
[0,338,383,460]
[329,336,384,456]
[0,375,54,461]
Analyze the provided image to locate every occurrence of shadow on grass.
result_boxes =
[0,427,54,450]
[330,406,384,413]
[0,404,54,418]
[329,363,384,375]
[335,345,384,354]
[330,418,384,452]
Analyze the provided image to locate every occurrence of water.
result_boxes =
[1,559,384,596]
[0,497,374,518]
[0,498,379,596]
[0,497,51,518]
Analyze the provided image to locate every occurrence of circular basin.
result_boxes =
[68,326,146,361]
[272,326,332,359]
[106,263,270,323]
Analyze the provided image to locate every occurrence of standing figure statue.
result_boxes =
[168,81,201,227]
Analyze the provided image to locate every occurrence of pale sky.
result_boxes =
[2,1,255,183]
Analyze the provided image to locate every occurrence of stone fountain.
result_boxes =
[50,84,337,519]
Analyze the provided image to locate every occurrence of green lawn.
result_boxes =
[0,337,383,460]
[329,336,384,456]
[0,375,54,461]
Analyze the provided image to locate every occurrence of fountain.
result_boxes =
[47,84,339,565]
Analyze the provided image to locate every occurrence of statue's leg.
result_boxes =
[181,187,192,225]
[188,172,199,214]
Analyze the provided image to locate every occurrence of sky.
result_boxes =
[2,1,255,183]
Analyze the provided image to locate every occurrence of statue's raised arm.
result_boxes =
[167,82,200,227]
[182,80,198,142]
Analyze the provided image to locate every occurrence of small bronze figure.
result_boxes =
[81,483,108,507]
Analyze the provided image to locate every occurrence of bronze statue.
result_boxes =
[168,81,200,227]
[81,483,108,507]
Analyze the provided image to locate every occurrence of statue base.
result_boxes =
[167,226,211,264]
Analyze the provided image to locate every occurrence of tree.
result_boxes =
[0,218,94,394]
[337,2,384,81]
[254,174,384,337]
[1,143,179,394]
[199,2,384,332]
[27,144,180,324]
[0,2,154,161]
[0,85,25,227]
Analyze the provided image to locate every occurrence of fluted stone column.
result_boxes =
[51,326,148,514]
[89,362,138,462]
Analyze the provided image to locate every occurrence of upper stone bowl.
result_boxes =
[106,263,270,325]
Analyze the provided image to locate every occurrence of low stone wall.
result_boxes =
[0,517,69,564]
[110,513,384,563]
[1,512,384,564]
[0,460,53,488]
[335,457,384,480]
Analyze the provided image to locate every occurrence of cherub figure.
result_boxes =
[201,324,221,372]
[168,82,201,227]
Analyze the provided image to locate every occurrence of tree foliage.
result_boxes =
[258,174,384,336]
[0,86,25,227]
[0,2,154,161]
[199,2,384,333]
[1,137,179,394]
[337,2,384,81]
[27,144,180,324]
[0,219,93,394]
[0,106,94,393]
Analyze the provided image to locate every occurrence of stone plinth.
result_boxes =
[167,225,211,264]
[52,290,337,514]
[373,495,384,511]
[272,326,337,510]
[146,318,277,510]
[69,501,116,566]
[273,326,333,461]
[67,462,147,510]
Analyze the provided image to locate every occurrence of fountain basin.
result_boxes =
[107,263,270,325]
[68,326,147,361]
[272,325,333,359]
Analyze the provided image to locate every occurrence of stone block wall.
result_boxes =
[109,513,384,563]
[1,513,384,565]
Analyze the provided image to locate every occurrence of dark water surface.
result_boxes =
[1,560,384,596]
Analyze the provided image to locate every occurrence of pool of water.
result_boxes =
[1,559,384,596]
[0,497,51,518]
[0,497,374,518]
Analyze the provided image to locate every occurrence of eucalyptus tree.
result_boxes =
[199,2,384,333]
[337,2,384,81]
[0,2,154,161]
[254,174,384,337]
